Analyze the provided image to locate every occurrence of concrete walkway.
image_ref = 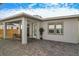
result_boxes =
[0,39,79,56]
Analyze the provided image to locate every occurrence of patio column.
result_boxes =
[3,22,7,39]
[18,23,21,34]
[22,17,27,44]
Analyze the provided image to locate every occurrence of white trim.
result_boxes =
[22,17,27,44]
[3,22,7,39]
[0,12,79,21]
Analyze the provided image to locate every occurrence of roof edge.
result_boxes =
[42,14,79,20]
[0,12,42,21]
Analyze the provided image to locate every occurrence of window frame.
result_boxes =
[48,23,55,34]
[48,22,64,35]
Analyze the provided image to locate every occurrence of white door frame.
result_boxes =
[33,23,37,38]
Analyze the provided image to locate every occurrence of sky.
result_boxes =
[0,3,79,19]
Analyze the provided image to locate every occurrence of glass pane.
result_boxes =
[61,28,63,33]
[56,24,62,29]
[56,29,60,33]
[48,25,55,33]
[49,25,54,29]
[49,29,54,33]
[27,24,29,37]
[56,24,62,34]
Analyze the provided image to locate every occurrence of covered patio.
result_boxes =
[0,13,41,44]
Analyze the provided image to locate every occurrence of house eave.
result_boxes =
[42,14,79,21]
[0,12,42,22]
[0,12,79,22]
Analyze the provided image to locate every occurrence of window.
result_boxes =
[48,24,55,33]
[48,23,63,35]
[56,24,63,34]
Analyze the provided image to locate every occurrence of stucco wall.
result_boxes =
[78,20,79,42]
[42,18,78,43]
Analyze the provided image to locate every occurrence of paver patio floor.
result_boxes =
[0,39,79,56]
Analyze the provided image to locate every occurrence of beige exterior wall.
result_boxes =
[78,20,79,42]
[42,18,79,43]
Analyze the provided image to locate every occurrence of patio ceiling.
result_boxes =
[6,20,21,25]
